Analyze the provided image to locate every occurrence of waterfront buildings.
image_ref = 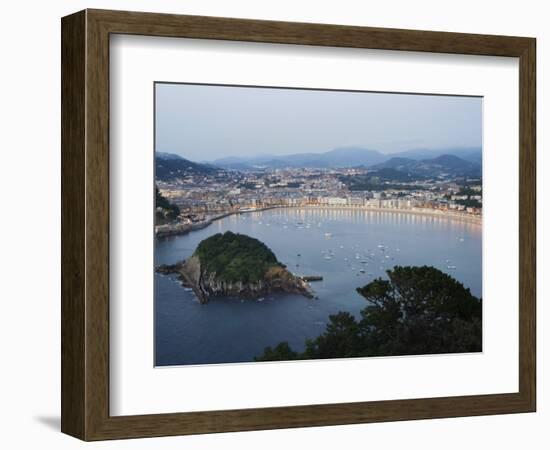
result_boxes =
[156,166,482,234]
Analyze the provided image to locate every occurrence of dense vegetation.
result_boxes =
[371,154,481,178]
[256,266,482,361]
[195,231,282,283]
[340,168,424,192]
[155,187,180,223]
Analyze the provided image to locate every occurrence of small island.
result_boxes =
[157,231,314,303]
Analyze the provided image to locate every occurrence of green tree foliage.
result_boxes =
[155,186,180,223]
[302,312,363,359]
[256,266,482,361]
[256,342,298,361]
[195,231,281,283]
[339,169,423,192]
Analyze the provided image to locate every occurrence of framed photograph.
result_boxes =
[61,9,536,440]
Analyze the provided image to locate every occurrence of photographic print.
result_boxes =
[154,83,483,367]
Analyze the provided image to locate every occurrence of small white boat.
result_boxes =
[324,232,332,238]
[447,265,457,269]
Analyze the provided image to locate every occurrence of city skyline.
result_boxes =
[155,83,482,162]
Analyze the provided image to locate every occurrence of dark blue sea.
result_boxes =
[155,208,482,366]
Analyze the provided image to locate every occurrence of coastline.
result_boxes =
[301,205,483,225]
[155,205,481,238]
[155,206,279,238]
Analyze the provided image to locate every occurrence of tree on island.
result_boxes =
[256,266,482,361]
[195,231,283,283]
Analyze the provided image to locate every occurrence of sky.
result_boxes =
[155,83,482,162]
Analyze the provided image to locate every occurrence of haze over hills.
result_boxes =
[207,146,482,171]
[155,146,482,181]
[156,151,185,160]
[388,146,482,163]
[210,147,385,169]
[371,154,481,178]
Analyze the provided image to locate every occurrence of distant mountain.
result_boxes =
[212,147,387,169]
[316,147,387,167]
[156,152,218,181]
[156,151,185,160]
[431,154,478,170]
[210,146,481,170]
[217,161,256,171]
[389,146,482,163]
[371,154,481,178]
[460,151,482,165]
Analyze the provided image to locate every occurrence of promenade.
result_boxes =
[155,204,481,238]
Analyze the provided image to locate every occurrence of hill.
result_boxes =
[389,146,482,162]
[212,147,386,169]
[341,167,425,191]
[371,154,481,178]
[210,146,481,170]
[155,151,218,180]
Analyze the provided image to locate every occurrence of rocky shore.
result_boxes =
[156,255,314,304]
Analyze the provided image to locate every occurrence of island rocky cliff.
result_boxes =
[156,232,314,304]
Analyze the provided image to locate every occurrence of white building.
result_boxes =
[327,197,347,206]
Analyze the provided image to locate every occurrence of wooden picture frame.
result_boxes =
[61,9,536,441]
